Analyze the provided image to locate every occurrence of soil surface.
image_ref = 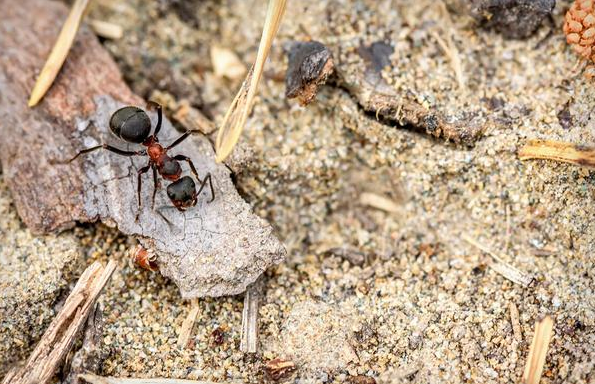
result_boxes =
[1,0,595,383]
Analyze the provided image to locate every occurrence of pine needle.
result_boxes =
[214,0,287,163]
[28,0,91,107]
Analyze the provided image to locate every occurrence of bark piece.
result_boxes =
[285,41,334,106]
[0,0,285,298]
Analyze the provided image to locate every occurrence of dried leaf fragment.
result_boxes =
[265,358,296,381]
[211,46,247,80]
[522,315,554,384]
[519,139,595,168]
[88,19,123,40]
[28,0,91,107]
[215,0,287,163]
[360,192,401,214]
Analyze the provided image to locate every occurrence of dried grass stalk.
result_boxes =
[214,0,287,163]
[28,0,91,107]
[509,302,523,343]
[519,139,595,168]
[2,260,117,384]
[463,235,533,287]
[177,299,200,348]
[522,315,554,384]
[240,279,263,353]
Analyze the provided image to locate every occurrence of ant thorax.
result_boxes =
[147,141,165,163]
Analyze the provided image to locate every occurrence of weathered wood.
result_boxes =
[1,261,116,384]
[0,0,285,298]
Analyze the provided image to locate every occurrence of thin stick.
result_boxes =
[522,316,554,384]
[214,0,287,163]
[177,299,200,348]
[3,260,117,384]
[462,235,533,287]
[28,0,91,107]
[519,139,595,168]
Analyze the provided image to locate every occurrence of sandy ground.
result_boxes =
[2,0,595,383]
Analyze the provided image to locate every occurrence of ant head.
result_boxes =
[109,106,152,144]
[167,176,197,211]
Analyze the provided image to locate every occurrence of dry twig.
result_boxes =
[519,140,595,168]
[2,260,117,384]
[79,375,238,384]
[215,0,287,163]
[28,0,91,106]
[522,316,554,384]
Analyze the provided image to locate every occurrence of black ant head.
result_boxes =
[109,106,152,144]
[167,176,197,211]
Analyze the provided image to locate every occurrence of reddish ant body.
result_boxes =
[70,101,214,214]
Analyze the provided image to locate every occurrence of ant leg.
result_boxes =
[166,130,203,150]
[147,101,163,137]
[151,165,159,210]
[196,173,215,203]
[135,164,151,221]
[69,144,145,162]
[172,155,215,202]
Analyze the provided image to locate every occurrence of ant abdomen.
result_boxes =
[167,176,197,211]
[109,106,152,144]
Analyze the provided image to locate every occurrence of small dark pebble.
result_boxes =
[557,102,573,130]
[285,40,334,106]
[470,0,556,39]
[211,327,224,345]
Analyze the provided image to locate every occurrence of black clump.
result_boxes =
[471,0,556,39]
[285,41,332,98]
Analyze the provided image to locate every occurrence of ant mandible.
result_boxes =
[69,101,215,215]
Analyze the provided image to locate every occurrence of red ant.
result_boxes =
[69,101,214,215]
